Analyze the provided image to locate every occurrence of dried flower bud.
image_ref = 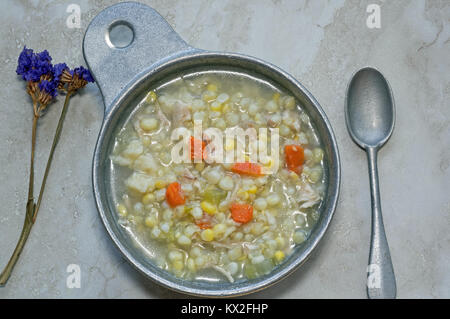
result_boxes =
[16,46,53,82]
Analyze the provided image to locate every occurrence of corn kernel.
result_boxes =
[207,83,218,92]
[210,101,222,111]
[238,255,247,261]
[160,222,170,233]
[251,222,264,235]
[272,92,280,103]
[222,103,230,113]
[190,247,201,257]
[117,204,127,217]
[140,118,158,132]
[228,246,243,261]
[251,255,265,264]
[142,193,155,205]
[237,189,249,201]
[266,100,278,112]
[264,158,273,168]
[293,230,306,244]
[202,90,217,102]
[232,232,244,241]
[274,250,285,262]
[187,258,196,272]
[144,215,157,228]
[309,168,322,183]
[190,206,203,219]
[145,91,157,104]
[177,235,191,246]
[168,250,182,261]
[201,229,214,241]
[201,201,217,215]
[184,225,198,237]
[195,255,206,267]
[217,93,230,104]
[195,162,205,172]
[155,180,166,189]
[266,194,280,206]
[254,198,267,210]
[219,176,234,191]
[151,227,161,238]
[280,124,291,137]
[227,262,238,275]
[276,236,286,248]
[289,171,299,181]
[212,223,227,237]
[162,209,173,221]
[172,260,184,271]
[313,148,324,163]
[141,135,151,147]
[224,139,235,151]
[247,185,258,194]
[284,96,295,109]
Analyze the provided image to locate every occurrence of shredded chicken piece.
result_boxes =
[243,242,258,251]
[297,182,321,208]
[212,265,234,283]
[209,242,234,249]
[267,119,278,128]
[172,101,191,127]
[221,226,236,240]
[182,168,196,180]
[227,175,241,204]
[192,180,202,192]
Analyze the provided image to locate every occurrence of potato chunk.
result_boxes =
[125,172,155,194]
[133,153,158,174]
[122,140,143,160]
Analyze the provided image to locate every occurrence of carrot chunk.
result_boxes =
[166,182,185,207]
[230,203,253,224]
[285,144,305,174]
[231,162,263,176]
[190,136,206,161]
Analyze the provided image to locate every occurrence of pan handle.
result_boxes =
[83,2,194,111]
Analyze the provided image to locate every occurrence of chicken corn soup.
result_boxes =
[110,71,325,283]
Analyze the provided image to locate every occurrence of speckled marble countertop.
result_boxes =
[0,0,449,298]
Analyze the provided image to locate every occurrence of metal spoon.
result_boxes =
[345,67,397,299]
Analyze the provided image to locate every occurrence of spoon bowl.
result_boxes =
[345,67,395,149]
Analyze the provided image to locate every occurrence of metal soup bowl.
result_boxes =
[83,2,340,297]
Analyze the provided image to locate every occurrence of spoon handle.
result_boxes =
[366,147,396,299]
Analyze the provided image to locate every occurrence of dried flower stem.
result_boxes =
[28,112,38,200]
[0,107,39,286]
[33,91,72,221]
[0,92,72,286]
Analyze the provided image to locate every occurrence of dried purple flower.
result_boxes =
[37,79,58,106]
[52,63,68,83]
[31,50,53,81]
[60,65,95,92]
[16,46,54,82]
[16,46,34,80]
[38,80,58,98]
[71,66,94,83]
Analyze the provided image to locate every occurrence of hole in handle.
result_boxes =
[106,21,134,48]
